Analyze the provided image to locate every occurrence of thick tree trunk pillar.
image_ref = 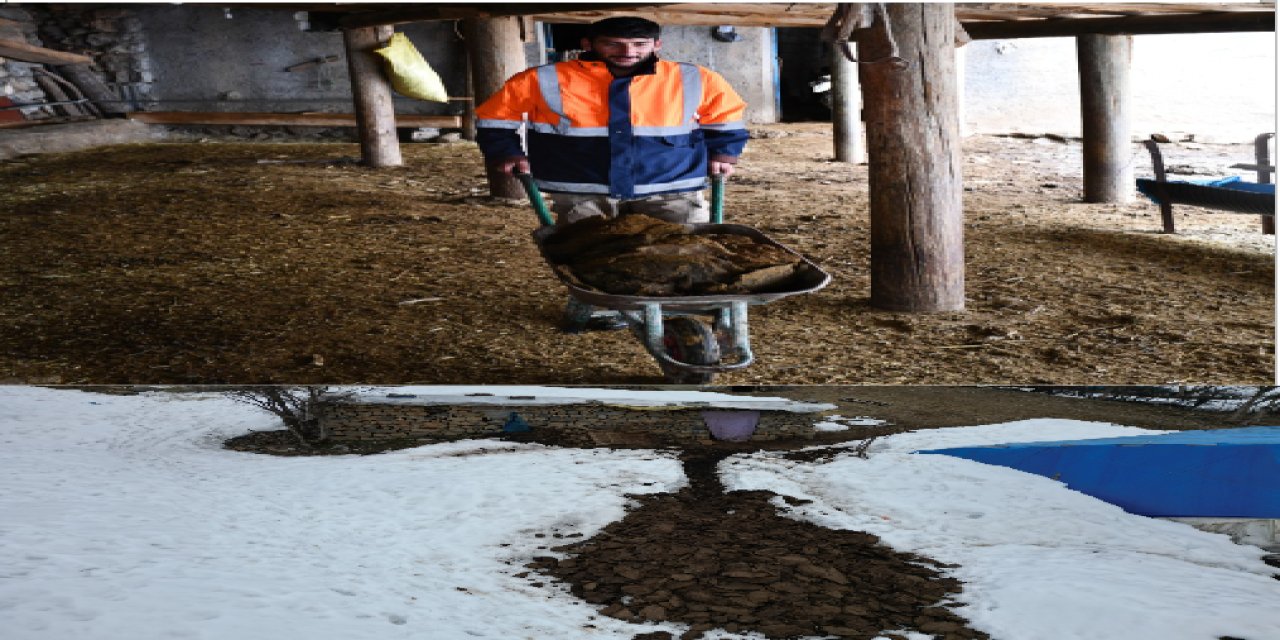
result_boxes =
[859,4,965,312]
[343,25,402,168]
[463,17,526,199]
[1077,34,1133,203]
[831,44,864,164]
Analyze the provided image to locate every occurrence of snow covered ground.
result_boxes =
[2,387,1277,640]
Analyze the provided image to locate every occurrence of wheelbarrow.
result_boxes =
[515,172,832,384]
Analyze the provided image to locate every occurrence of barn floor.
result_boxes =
[0,123,1272,384]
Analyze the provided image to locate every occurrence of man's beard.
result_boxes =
[603,54,651,74]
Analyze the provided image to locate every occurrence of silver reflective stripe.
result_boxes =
[634,125,697,136]
[536,64,571,133]
[528,122,609,137]
[535,179,611,194]
[678,62,702,126]
[700,121,746,131]
[476,119,523,129]
[634,177,708,195]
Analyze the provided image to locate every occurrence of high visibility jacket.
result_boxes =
[475,54,749,199]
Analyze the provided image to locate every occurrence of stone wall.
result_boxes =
[318,401,821,447]
[0,6,50,120]
[0,5,143,121]
[34,4,152,112]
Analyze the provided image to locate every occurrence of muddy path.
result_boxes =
[528,448,988,640]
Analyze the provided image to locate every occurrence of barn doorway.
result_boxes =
[775,27,832,122]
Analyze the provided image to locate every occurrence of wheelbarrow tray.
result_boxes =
[531,222,832,311]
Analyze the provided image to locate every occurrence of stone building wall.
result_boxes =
[0,6,51,120]
[0,5,146,120]
[34,4,153,111]
[317,401,821,447]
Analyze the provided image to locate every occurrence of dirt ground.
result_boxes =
[215,386,1259,640]
[0,124,1272,385]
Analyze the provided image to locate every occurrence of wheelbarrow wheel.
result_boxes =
[660,317,720,385]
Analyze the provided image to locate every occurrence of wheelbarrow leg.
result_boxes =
[560,298,596,333]
[560,298,626,333]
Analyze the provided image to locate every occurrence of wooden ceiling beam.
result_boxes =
[325,2,1273,35]
[965,11,1275,39]
[532,9,827,28]
[338,3,667,29]
[531,4,1275,31]
[961,3,1274,19]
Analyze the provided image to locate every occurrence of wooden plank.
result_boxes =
[535,9,826,28]
[34,67,102,117]
[126,111,461,128]
[331,2,1274,30]
[339,3,665,28]
[0,38,92,65]
[1078,34,1134,203]
[861,4,965,312]
[0,116,98,129]
[966,11,1274,39]
[32,73,86,118]
[960,3,1273,19]
[531,3,1275,29]
[58,63,128,114]
[1231,163,1276,172]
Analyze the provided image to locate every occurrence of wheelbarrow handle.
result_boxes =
[514,171,555,227]
[710,172,725,224]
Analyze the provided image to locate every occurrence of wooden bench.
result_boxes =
[1136,132,1275,234]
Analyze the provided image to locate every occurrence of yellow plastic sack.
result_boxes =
[373,32,449,103]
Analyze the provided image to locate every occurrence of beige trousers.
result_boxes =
[547,191,710,225]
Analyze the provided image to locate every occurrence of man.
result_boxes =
[475,16,749,226]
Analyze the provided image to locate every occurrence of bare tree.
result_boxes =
[225,386,332,447]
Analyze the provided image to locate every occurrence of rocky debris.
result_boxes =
[542,214,810,296]
[527,450,988,640]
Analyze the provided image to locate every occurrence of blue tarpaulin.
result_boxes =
[1137,174,1276,204]
[916,427,1280,518]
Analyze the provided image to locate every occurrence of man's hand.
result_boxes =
[709,158,737,178]
[491,155,531,176]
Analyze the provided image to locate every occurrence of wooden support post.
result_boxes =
[463,16,527,199]
[830,44,863,164]
[461,57,477,141]
[343,25,402,168]
[859,4,965,312]
[1077,34,1133,203]
[1255,133,1274,234]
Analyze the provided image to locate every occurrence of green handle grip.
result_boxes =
[710,173,725,224]
[514,172,554,227]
